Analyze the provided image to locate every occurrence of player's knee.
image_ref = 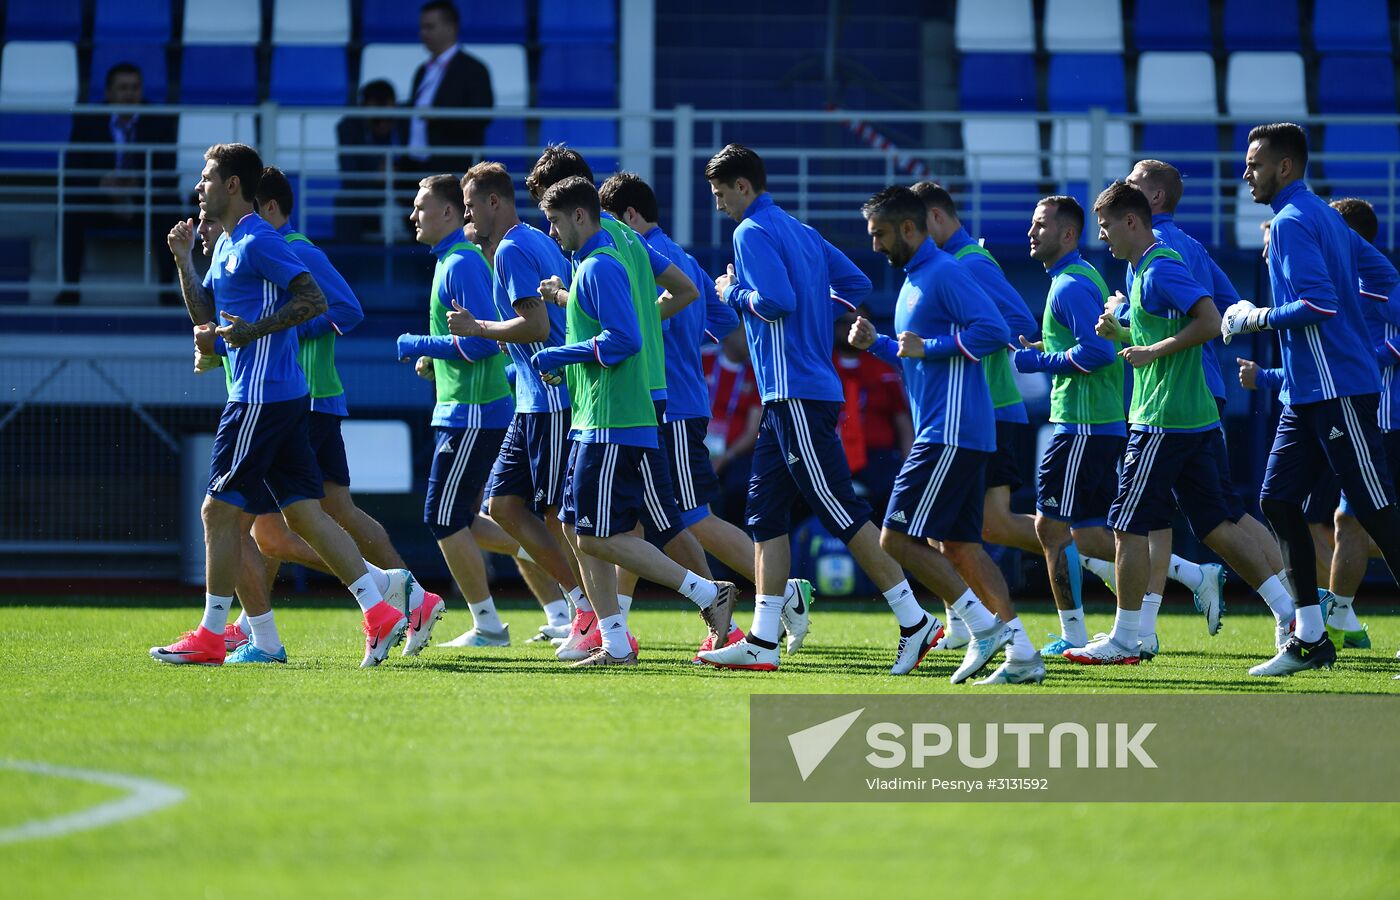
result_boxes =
[941,540,978,568]
[879,527,909,559]
[201,495,240,532]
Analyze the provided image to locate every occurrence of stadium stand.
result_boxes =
[1043,0,1124,53]
[0,41,78,169]
[88,43,169,103]
[954,0,1035,52]
[271,0,352,46]
[1131,0,1211,51]
[1222,0,1300,51]
[1312,0,1391,53]
[180,45,259,105]
[959,53,1037,112]
[94,0,172,43]
[182,0,262,46]
[538,0,618,44]
[3,0,83,41]
[270,46,351,106]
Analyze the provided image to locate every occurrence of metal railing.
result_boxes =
[2,102,1399,305]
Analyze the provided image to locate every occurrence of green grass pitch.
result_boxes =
[2,600,1398,899]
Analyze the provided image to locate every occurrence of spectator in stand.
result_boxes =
[833,306,913,520]
[337,79,410,239]
[702,329,764,528]
[408,0,494,176]
[63,62,177,304]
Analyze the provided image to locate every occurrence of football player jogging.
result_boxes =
[1068,181,1276,666]
[396,175,515,647]
[1226,123,1400,676]
[597,171,816,659]
[1016,196,1124,657]
[911,182,1070,651]
[529,177,738,666]
[1123,159,1295,653]
[695,147,939,675]
[849,186,1041,684]
[154,143,419,668]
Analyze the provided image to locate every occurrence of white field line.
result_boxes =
[0,760,186,846]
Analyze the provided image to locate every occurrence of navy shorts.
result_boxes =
[1262,395,1397,517]
[663,417,719,526]
[485,410,570,513]
[310,412,351,488]
[424,426,508,539]
[1304,475,1341,524]
[1036,431,1127,528]
[746,399,871,544]
[883,442,989,543]
[208,397,324,513]
[561,440,685,544]
[986,419,1027,491]
[1339,429,1400,517]
[1108,429,1231,537]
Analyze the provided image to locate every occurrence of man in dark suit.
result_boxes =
[407,0,494,176]
[63,62,177,303]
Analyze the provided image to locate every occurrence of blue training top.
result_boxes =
[493,221,572,415]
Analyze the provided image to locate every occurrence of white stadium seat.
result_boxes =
[272,112,339,172]
[0,41,77,104]
[1049,119,1132,180]
[272,0,350,45]
[1044,0,1124,53]
[184,0,261,45]
[954,0,1035,52]
[1137,52,1218,114]
[962,118,1041,180]
[358,44,427,104]
[176,112,257,180]
[1234,182,1272,248]
[359,43,526,109]
[1226,52,1307,117]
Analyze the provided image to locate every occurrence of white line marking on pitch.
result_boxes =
[0,760,186,846]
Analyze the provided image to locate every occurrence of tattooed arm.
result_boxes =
[168,218,215,325]
[215,272,329,348]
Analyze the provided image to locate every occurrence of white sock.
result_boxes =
[362,560,391,595]
[469,597,503,632]
[944,604,970,638]
[201,593,233,634]
[235,610,250,635]
[515,544,534,564]
[348,573,383,612]
[247,610,281,654]
[1058,607,1088,646]
[1109,607,1140,649]
[883,580,924,628]
[617,594,633,625]
[1168,555,1204,592]
[1295,602,1325,642]
[572,587,593,613]
[1004,616,1036,662]
[752,594,785,643]
[950,589,998,634]
[543,599,570,626]
[1139,592,1162,636]
[1329,594,1362,630]
[678,571,717,609]
[600,613,630,656]
[1257,575,1295,625]
[1082,555,1116,588]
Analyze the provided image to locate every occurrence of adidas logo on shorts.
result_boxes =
[888,510,907,524]
[577,516,593,528]
[787,452,800,465]
[1329,427,1344,441]
[1042,497,1059,509]
[440,437,455,453]
[534,489,545,502]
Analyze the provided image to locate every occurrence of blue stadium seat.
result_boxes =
[460,0,528,43]
[537,45,617,108]
[88,43,169,103]
[538,0,618,44]
[179,47,259,105]
[959,54,1037,112]
[1222,0,1299,50]
[93,0,172,43]
[4,0,82,41]
[270,47,349,106]
[361,0,427,42]
[1047,54,1126,112]
[1132,0,1211,51]
[1317,55,1396,114]
[1313,0,1391,53]
[1323,123,1400,187]
[1139,124,1220,242]
[539,119,618,173]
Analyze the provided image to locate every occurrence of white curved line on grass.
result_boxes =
[0,760,186,846]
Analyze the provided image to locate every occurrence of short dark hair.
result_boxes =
[1331,197,1379,245]
[1247,122,1310,171]
[1038,195,1084,236]
[205,143,263,201]
[539,175,601,222]
[255,166,294,218]
[704,143,767,193]
[598,171,660,224]
[1131,159,1184,213]
[909,181,959,219]
[420,0,459,27]
[359,79,396,106]
[420,173,465,216]
[526,144,594,202]
[105,62,142,89]
[462,161,515,203]
[1093,180,1153,224]
[861,186,928,232]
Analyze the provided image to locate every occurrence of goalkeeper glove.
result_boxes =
[1221,300,1270,345]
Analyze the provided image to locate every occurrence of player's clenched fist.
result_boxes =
[847,315,876,350]
[1237,357,1260,390]
[895,331,925,358]
[446,298,482,337]
[538,276,567,307]
[168,217,196,258]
